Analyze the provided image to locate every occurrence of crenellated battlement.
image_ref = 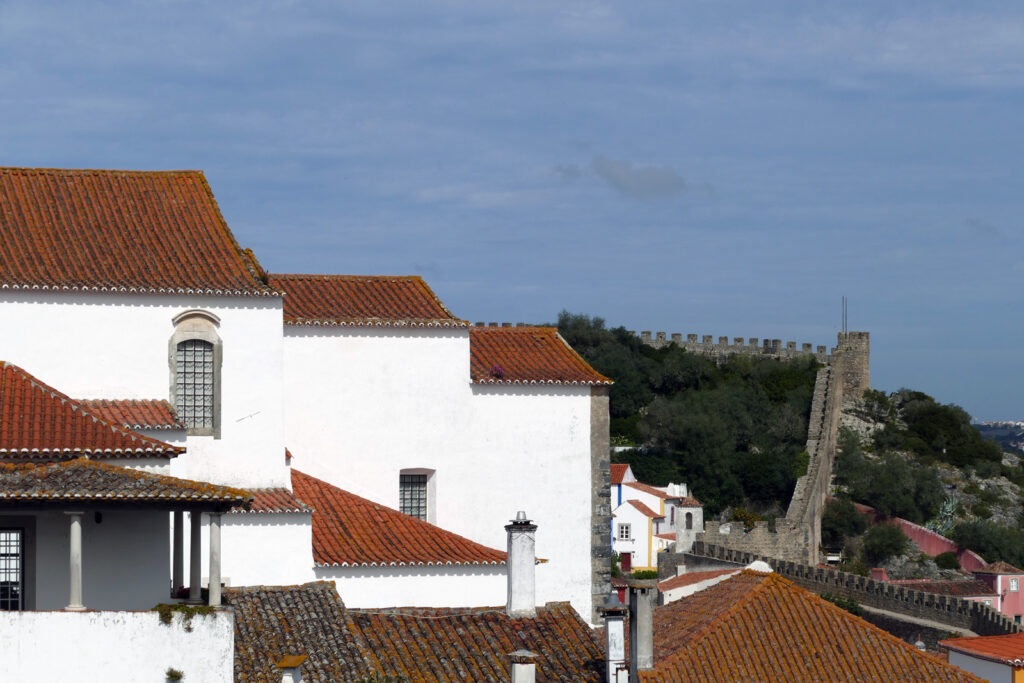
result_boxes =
[633,330,830,363]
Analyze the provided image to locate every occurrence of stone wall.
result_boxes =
[688,543,1021,637]
[634,331,829,364]
[591,385,612,624]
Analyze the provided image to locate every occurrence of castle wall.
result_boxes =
[635,331,829,364]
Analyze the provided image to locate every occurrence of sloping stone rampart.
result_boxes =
[688,542,1021,637]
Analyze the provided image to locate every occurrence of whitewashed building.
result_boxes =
[611,468,703,570]
[0,166,612,679]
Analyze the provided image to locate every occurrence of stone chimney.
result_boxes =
[599,591,628,683]
[509,649,538,683]
[276,654,307,683]
[626,579,657,682]
[505,511,537,618]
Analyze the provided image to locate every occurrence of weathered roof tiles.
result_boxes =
[0,168,274,296]
[470,327,611,385]
[77,399,185,431]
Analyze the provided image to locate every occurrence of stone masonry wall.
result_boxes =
[634,331,830,364]
[688,543,1021,637]
[590,385,612,624]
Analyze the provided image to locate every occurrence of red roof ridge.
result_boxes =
[0,362,183,457]
[940,632,1024,665]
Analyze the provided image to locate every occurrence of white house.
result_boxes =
[611,467,703,570]
[0,164,612,669]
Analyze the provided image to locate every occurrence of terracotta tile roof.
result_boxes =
[0,362,182,458]
[291,469,506,567]
[226,582,376,682]
[889,579,997,597]
[655,533,676,541]
[625,499,663,519]
[657,569,739,593]
[0,168,274,296]
[975,561,1024,575]
[470,327,611,385]
[639,570,983,682]
[348,602,605,682]
[77,399,185,430]
[0,457,251,507]
[611,463,630,485]
[269,273,466,327]
[941,632,1024,666]
[228,488,313,514]
[623,482,673,499]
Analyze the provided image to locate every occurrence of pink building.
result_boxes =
[974,562,1024,625]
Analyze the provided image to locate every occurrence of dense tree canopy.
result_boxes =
[557,311,819,515]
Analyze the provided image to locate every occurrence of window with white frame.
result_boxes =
[169,310,222,437]
[0,529,23,611]
[617,523,632,541]
[1011,578,1020,592]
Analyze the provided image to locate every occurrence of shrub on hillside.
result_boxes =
[934,551,960,570]
[821,497,868,549]
[862,524,909,566]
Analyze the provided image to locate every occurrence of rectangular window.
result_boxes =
[0,529,23,611]
[399,474,428,520]
[617,523,632,541]
[176,339,215,430]
[1011,578,1020,592]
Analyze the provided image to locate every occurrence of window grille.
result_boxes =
[617,523,631,541]
[0,529,23,611]
[399,474,428,520]
[176,339,215,430]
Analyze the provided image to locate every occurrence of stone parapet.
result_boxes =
[634,331,829,364]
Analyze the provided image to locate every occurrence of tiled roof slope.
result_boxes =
[657,569,739,593]
[0,168,273,295]
[348,602,605,682]
[470,327,611,385]
[291,469,506,567]
[639,570,983,683]
[941,632,1024,666]
[889,579,996,597]
[975,561,1024,574]
[626,499,663,519]
[269,274,465,327]
[0,457,251,507]
[611,463,630,485]
[78,399,185,430]
[229,488,313,514]
[0,362,182,457]
[227,582,376,683]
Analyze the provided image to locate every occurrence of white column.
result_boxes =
[188,512,203,604]
[65,511,85,611]
[172,510,184,597]
[208,512,222,607]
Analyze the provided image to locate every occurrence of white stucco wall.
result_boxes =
[283,326,596,621]
[316,564,508,608]
[0,609,233,682]
[612,503,655,569]
[948,650,1010,682]
[26,508,170,611]
[0,291,288,488]
[184,512,316,588]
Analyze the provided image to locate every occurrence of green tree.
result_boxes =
[862,524,909,566]
[821,498,868,549]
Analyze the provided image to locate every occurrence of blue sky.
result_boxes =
[2,1,1021,418]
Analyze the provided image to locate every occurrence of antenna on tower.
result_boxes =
[842,296,848,335]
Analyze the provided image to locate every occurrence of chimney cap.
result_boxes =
[598,590,627,615]
[276,654,308,669]
[509,649,538,664]
[510,510,532,525]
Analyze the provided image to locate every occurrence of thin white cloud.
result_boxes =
[591,156,685,200]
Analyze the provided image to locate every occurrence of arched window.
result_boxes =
[685,512,693,530]
[169,310,222,437]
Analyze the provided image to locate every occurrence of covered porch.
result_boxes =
[0,457,251,611]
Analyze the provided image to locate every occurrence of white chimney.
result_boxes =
[505,511,537,618]
[509,649,538,683]
[276,654,307,683]
[599,591,628,683]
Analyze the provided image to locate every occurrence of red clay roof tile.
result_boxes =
[611,463,630,485]
[626,499,663,518]
[0,362,182,458]
[975,561,1024,575]
[940,632,1024,666]
[291,469,506,567]
[77,399,185,430]
[269,273,465,327]
[639,570,983,682]
[889,579,996,597]
[228,488,313,514]
[657,569,739,592]
[348,602,604,682]
[0,168,273,295]
[470,327,611,385]
[0,457,250,506]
